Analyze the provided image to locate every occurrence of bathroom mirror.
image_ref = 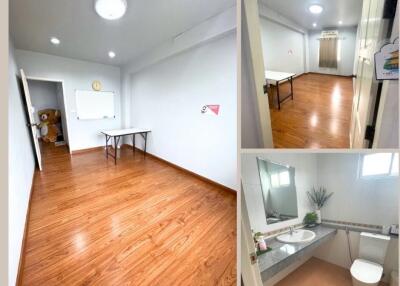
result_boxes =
[257,158,298,224]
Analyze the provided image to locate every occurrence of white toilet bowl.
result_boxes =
[350,259,383,286]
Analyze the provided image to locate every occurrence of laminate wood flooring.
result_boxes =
[269,73,353,148]
[19,144,236,285]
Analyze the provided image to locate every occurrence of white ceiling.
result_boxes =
[10,0,235,66]
[260,0,363,30]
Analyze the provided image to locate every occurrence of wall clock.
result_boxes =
[92,80,102,91]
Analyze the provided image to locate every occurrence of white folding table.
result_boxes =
[265,70,296,110]
[101,128,151,164]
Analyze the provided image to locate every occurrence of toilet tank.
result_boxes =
[358,232,390,264]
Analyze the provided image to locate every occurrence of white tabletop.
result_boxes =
[265,70,296,82]
[101,127,151,136]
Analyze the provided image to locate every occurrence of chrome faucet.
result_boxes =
[289,226,295,235]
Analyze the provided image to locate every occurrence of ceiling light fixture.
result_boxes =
[95,0,127,20]
[309,4,323,14]
[338,20,343,25]
[108,51,116,58]
[313,23,317,27]
[50,37,60,45]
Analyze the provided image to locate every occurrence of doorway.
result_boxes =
[20,71,70,170]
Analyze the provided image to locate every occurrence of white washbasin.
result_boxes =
[276,229,316,243]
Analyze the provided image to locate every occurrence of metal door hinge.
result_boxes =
[250,252,257,265]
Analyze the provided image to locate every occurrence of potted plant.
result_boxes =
[303,212,318,228]
[307,186,333,224]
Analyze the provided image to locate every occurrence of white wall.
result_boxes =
[259,18,306,75]
[121,5,236,137]
[122,7,236,76]
[308,27,358,76]
[241,152,317,233]
[8,40,36,286]
[258,3,307,76]
[15,50,121,151]
[316,153,399,226]
[128,33,237,189]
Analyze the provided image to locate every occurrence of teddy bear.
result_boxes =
[38,109,61,143]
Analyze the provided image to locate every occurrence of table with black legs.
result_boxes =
[265,70,296,110]
[101,128,151,165]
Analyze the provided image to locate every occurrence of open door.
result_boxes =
[350,0,397,148]
[20,69,42,170]
[241,187,263,286]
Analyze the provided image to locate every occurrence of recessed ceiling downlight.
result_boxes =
[95,0,127,20]
[309,4,323,14]
[312,23,317,27]
[50,37,60,45]
[108,51,116,58]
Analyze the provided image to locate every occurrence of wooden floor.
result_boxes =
[20,144,236,285]
[269,73,353,148]
[276,257,387,286]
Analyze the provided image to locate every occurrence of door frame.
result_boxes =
[26,76,72,155]
[372,1,399,148]
[242,0,274,148]
[241,187,263,286]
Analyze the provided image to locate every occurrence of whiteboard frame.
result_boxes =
[75,89,116,120]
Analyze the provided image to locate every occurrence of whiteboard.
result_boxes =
[75,90,115,120]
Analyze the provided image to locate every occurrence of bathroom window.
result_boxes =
[361,153,399,178]
[279,171,290,186]
[270,171,290,187]
[271,173,280,187]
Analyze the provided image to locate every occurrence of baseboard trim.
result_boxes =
[70,146,104,155]
[306,72,353,78]
[16,172,36,285]
[121,144,237,195]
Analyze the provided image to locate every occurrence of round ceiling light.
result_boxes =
[312,23,317,27]
[95,0,127,20]
[309,4,323,14]
[50,37,60,45]
[108,51,116,58]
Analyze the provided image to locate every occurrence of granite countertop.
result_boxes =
[257,225,337,282]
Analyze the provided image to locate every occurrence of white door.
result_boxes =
[350,0,389,148]
[241,187,263,286]
[20,69,42,170]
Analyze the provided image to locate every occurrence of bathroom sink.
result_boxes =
[276,229,316,243]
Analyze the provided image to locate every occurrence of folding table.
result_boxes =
[265,70,296,110]
[101,128,151,164]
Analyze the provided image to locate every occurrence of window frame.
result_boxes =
[270,170,291,187]
[359,153,399,180]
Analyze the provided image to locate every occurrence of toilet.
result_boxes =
[350,232,390,286]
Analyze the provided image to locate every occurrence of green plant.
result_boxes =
[303,212,318,225]
[307,186,333,209]
[254,232,263,241]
